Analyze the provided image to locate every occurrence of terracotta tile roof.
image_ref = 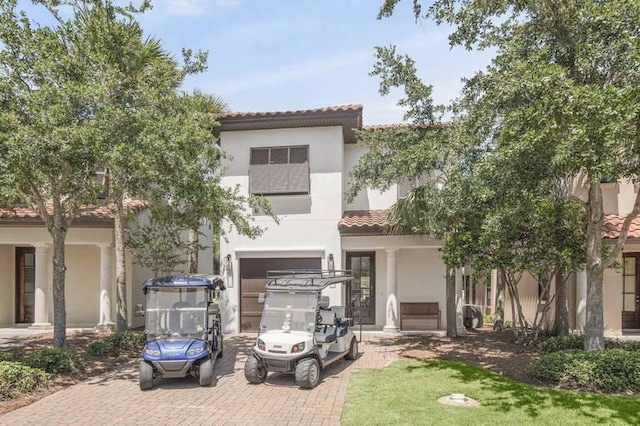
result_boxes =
[0,200,146,222]
[220,104,363,119]
[340,210,640,239]
[362,122,452,131]
[218,104,363,143]
[603,214,640,239]
[338,210,390,233]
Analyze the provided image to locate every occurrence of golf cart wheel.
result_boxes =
[345,337,358,360]
[199,359,214,387]
[244,355,267,384]
[139,361,154,391]
[216,331,224,359]
[295,358,321,389]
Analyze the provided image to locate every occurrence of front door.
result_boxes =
[346,252,375,325]
[15,247,36,323]
[622,253,640,329]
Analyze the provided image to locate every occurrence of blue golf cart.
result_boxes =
[136,274,225,390]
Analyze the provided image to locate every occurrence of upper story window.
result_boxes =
[249,146,309,195]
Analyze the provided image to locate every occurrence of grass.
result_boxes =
[342,359,640,426]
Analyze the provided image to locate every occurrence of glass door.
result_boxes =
[346,252,375,325]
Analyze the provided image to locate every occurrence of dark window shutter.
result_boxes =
[288,163,309,192]
[249,164,270,193]
[269,164,289,192]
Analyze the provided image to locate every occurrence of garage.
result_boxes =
[239,257,321,331]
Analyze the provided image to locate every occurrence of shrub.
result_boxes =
[483,314,494,324]
[528,349,640,392]
[0,350,19,362]
[539,334,584,353]
[87,331,145,357]
[0,361,51,400]
[24,347,84,374]
[541,334,640,353]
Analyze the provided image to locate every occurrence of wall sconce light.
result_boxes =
[222,254,233,287]
[327,253,335,271]
[223,254,232,275]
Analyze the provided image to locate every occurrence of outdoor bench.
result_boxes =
[399,302,441,330]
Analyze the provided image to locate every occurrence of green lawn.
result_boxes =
[341,359,640,425]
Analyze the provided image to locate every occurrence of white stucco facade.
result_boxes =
[0,210,214,330]
[218,106,463,334]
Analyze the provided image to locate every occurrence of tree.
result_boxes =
[347,45,465,336]
[379,0,640,350]
[0,0,108,347]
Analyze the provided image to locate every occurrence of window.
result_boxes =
[249,146,309,195]
[623,255,637,312]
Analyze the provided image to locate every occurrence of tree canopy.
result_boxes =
[354,0,640,347]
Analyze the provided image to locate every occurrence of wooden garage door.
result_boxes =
[239,258,321,332]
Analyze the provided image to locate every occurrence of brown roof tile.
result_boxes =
[220,104,363,119]
[338,209,390,233]
[340,210,640,240]
[362,122,452,131]
[0,200,146,222]
[218,104,363,143]
[603,214,640,239]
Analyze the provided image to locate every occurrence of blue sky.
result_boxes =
[24,0,495,124]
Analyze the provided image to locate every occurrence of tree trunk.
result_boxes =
[51,222,68,348]
[585,180,605,350]
[114,199,128,332]
[213,222,220,275]
[445,265,458,337]
[493,270,505,331]
[188,227,198,274]
[554,270,570,335]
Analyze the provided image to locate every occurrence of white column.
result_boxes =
[29,244,52,329]
[383,249,400,333]
[455,268,467,336]
[576,269,587,330]
[96,244,115,331]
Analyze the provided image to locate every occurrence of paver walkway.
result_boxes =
[0,333,401,426]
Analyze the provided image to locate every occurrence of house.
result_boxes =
[0,202,214,330]
[498,180,640,335]
[218,104,640,336]
[218,105,466,334]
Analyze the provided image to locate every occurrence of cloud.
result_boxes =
[212,47,375,96]
[163,0,208,17]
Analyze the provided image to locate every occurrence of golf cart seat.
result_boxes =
[330,306,349,337]
[170,301,192,330]
[315,309,337,343]
[319,295,330,309]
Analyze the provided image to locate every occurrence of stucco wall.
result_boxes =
[397,248,447,328]
[0,245,14,326]
[343,144,397,211]
[65,245,100,327]
[602,180,639,215]
[220,126,348,332]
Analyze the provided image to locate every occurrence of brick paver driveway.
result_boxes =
[0,333,400,426]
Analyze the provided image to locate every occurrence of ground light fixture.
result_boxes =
[437,393,480,407]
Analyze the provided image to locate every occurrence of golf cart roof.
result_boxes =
[265,269,353,291]
[142,274,226,292]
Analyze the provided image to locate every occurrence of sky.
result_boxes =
[22,0,495,125]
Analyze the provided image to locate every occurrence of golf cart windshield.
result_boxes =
[260,291,318,334]
[144,287,208,338]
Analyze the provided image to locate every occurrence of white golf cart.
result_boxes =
[244,270,358,389]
